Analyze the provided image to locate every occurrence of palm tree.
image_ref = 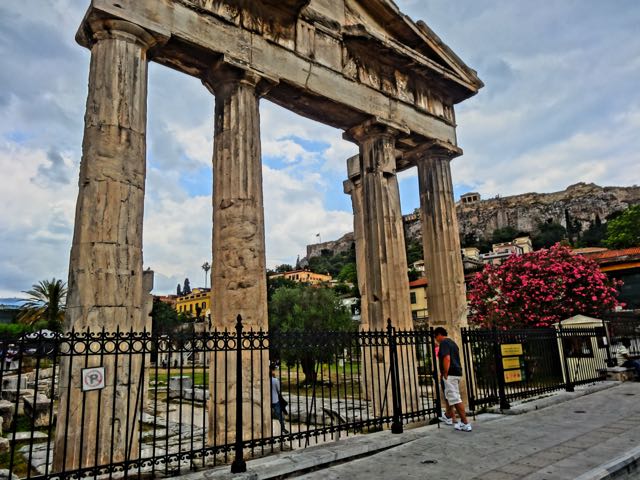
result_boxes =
[17,278,67,332]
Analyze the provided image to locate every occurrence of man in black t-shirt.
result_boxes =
[435,327,471,432]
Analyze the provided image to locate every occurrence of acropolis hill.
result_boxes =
[306,183,640,259]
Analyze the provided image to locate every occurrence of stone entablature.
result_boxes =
[76,0,481,166]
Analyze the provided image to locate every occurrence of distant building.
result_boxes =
[479,236,532,266]
[175,288,211,318]
[574,247,640,310]
[403,208,421,223]
[462,247,480,260]
[269,269,332,285]
[411,259,425,274]
[460,192,481,205]
[341,297,361,324]
[409,278,428,327]
[156,295,177,307]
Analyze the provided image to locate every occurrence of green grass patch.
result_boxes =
[150,368,208,386]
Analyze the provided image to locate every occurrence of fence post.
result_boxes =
[602,318,614,367]
[230,315,246,474]
[493,328,510,410]
[460,328,476,411]
[430,327,443,414]
[387,319,403,434]
[558,321,574,392]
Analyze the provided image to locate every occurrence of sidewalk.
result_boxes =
[295,381,640,480]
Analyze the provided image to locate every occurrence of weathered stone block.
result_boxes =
[2,388,34,404]
[0,400,14,431]
[168,376,193,398]
[2,376,27,391]
[23,395,52,428]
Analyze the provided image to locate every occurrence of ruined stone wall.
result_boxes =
[305,232,355,260]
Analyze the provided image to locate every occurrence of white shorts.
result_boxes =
[443,376,462,406]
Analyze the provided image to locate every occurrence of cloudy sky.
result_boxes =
[1,0,639,297]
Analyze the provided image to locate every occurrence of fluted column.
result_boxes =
[203,65,271,445]
[343,155,368,328]
[417,154,468,402]
[417,155,467,331]
[344,121,418,417]
[54,19,157,471]
[346,121,413,331]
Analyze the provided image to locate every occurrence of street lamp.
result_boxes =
[202,261,211,289]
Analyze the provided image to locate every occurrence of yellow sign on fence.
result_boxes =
[502,357,521,370]
[504,369,523,383]
[501,344,523,356]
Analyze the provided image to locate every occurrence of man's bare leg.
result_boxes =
[454,402,468,424]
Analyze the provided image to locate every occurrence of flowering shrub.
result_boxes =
[468,244,622,328]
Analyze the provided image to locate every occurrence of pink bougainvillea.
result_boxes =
[468,244,623,329]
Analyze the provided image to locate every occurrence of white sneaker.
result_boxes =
[438,414,453,426]
[454,422,472,432]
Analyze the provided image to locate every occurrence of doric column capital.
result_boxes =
[343,117,410,144]
[403,141,462,168]
[81,19,161,51]
[202,59,278,99]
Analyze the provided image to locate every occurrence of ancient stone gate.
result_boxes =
[57,0,482,470]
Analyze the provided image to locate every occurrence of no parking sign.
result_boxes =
[82,366,105,391]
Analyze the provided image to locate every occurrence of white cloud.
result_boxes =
[0,142,77,296]
[1,0,640,298]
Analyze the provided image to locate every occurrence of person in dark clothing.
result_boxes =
[270,366,288,434]
[435,327,472,432]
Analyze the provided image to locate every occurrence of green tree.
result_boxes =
[461,232,492,253]
[267,275,297,301]
[604,205,640,249]
[337,263,357,284]
[532,222,567,250]
[491,226,519,244]
[275,264,293,273]
[405,239,423,265]
[151,298,182,334]
[268,285,353,382]
[578,215,607,247]
[17,278,67,332]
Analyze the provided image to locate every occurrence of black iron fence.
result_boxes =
[0,319,440,480]
[605,312,640,357]
[461,321,635,410]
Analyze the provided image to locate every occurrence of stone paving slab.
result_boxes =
[294,382,640,480]
[172,382,638,480]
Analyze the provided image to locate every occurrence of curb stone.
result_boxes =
[486,381,619,415]
[176,414,502,480]
[574,444,640,480]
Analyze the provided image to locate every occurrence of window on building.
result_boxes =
[410,292,417,304]
[189,304,193,312]
[202,301,206,309]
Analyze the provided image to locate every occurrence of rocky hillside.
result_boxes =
[455,183,640,241]
[303,183,640,261]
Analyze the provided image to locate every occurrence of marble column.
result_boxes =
[345,121,418,417]
[417,154,469,400]
[202,65,271,445]
[343,155,368,328]
[346,121,413,331]
[54,19,157,471]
